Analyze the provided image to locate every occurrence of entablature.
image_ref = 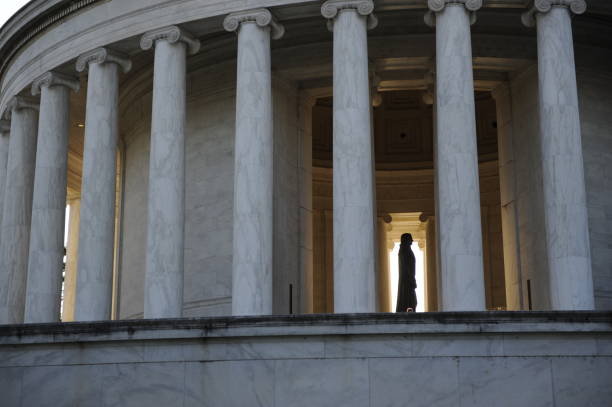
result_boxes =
[1,0,611,114]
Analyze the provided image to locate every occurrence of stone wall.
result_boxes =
[0,313,610,406]
[118,63,301,318]
[578,69,612,310]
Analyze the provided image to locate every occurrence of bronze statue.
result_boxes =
[396,233,417,312]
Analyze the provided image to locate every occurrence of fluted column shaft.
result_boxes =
[427,1,486,311]
[523,0,593,310]
[224,9,284,315]
[322,0,378,313]
[74,48,131,321]
[24,73,79,323]
[140,27,200,318]
[0,97,39,324]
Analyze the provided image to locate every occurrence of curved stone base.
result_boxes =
[1,312,611,406]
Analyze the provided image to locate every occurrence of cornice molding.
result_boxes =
[424,0,483,27]
[0,120,10,133]
[140,26,201,55]
[76,47,132,73]
[522,0,587,27]
[4,95,39,119]
[0,0,102,85]
[321,0,378,31]
[223,8,285,40]
[31,71,80,95]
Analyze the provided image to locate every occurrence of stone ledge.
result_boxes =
[1,311,611,406]
[1,311,610,345]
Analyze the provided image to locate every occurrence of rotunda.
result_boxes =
[0,0,611,405]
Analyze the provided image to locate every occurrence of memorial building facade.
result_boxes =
[0,0,611,405]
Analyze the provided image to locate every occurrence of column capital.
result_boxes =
[140,26,201,55]
[0,120,10,134]
[377,212,392,224]
[422,67,435,105]
[321,0,378,30]
[223,8,285,40]
[4,96,39,119]
[419,212,435,223]
[424,0,482,27]
[522,0,587,27]
[31,71,80,96]
[76,47,132,73]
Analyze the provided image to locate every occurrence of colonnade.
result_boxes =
[0,0,594,324]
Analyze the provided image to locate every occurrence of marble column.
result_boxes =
[299,96,315,314]
[0,96,39,324]
[62,199,80,321]
[522,0,594,310]
[223,9,285,315]
[492,83,524,310]
[140,26,200,318]
[23,72,79,323]
[322,0,378,313]
[425,0,486,311]
[0,120,10,236]
[74,48,131,321]
[421,214,439,312]
[376,214,392,312]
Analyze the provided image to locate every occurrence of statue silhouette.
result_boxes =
[396,233,417,312]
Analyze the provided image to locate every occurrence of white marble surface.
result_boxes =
[118,64,235,319]
[24,73,78,323]
[228,15,276,315]
[196,360,275,407]
[276,358,370,407]
[328,5,377,313]
[298,98,314,313]
[492,84,523,310]
[458,357,554,406]
[118,61,303,318]
[370,357,460,407]
[0,98,38,324]
[0,314,611,406]
[510,66,551,310]
[0,121,10,239]
[75,52,126,321]
[551,357,612,407]
[578,71,612,310]
[536,7,594,310]
[272,81,301,315]
[141,29,192,318]
[434,4,485,311]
